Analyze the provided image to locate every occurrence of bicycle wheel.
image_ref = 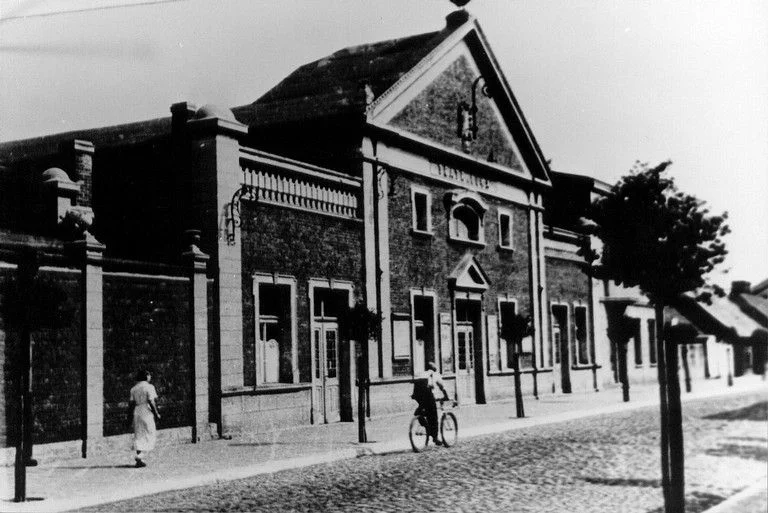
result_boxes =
[440,412,458,447]
[409,416,430,452]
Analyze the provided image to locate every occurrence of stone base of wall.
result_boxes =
[368,382,415,417]
[221,388,312,435]
[0,426,197,466]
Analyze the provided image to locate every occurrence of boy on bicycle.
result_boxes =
[413,362,450,445]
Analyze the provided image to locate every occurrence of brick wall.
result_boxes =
[1,268,83,446]
[240,203,364,385]
[388,175,532,316]
[389,55,522,171]
[103,274,192,436]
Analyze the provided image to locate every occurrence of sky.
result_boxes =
[1,0,766,287]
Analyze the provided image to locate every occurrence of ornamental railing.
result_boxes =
[225,148,361,244]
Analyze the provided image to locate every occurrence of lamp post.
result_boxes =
[14,249,40,502]
[603,298,635,402]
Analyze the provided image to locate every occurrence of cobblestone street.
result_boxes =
[78,391,767,513]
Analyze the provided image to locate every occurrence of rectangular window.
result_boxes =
[256,282,294,384]
[551,304,569,366]
[648,319,657,365]
[392,317,412,376]
[498,210,513,249]
[411,187,432,234]
[457,328,474,370]
[574,305,590,365]
[412,294,435,375]
[439,313,454,374]
[633,318,643,365]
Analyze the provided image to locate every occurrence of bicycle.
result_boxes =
[409,398,458,452]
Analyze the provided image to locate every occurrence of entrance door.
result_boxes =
[455,323,476,403]
[314,321,340,423]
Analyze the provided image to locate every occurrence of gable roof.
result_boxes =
[234,10,552,184]
[233,29,454,127]
[673,293,766,343]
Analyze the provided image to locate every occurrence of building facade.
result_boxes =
[0,9,734,457]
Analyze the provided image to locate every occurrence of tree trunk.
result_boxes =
[618,341,630,402]
[665,330,686,512]
[681,344,692,393]
[655,304,670,510]
[513,351,524,418]
[357,340,368,443]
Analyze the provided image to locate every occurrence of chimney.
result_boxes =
[74,140,94,206]
[730,280,751,296]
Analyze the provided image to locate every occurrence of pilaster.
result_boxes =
[66,233,105,455]
[182,232,210,442]
[174,102,248,393]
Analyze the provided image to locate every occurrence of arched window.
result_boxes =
[446,190,487,244]
[453,204,480,240]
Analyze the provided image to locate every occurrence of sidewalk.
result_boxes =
[1,376,765,513]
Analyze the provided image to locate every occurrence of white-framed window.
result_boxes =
[410,289,437,375]
[253,274,298,385]
[573,304,591,366]
[550,303,569,367]
[411,186,432,234]
[497,208,514,250]
[446,191,487,245]
[496,297,529,370]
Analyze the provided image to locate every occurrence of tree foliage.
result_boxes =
[580,161,729,303]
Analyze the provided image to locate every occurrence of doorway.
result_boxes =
[454,298,483,404]
[312,288,349,423]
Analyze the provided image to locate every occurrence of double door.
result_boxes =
[313,321,340,423]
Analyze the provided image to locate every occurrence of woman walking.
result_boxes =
[129,369,161,468]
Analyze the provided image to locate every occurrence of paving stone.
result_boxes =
[76,391,766,513]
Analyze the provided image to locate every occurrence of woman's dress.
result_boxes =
[130,381,158,452]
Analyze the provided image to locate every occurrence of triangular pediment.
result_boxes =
[449,254,490,291]
[368,18,551,184]
[388,55,522,170]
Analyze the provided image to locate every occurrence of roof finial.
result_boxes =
[446,1,471,28]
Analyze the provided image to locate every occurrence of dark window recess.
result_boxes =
[648,319,657,364]
[453,205,480,241]
[414,295,435,365]
[633,318,643,365]
[258,283,293,384]
[574,306,589,365]
[499,213,512,247]
[414,192,429,232]
[313,289,347,318]
[551,304,568,366]
[498,301,518,368]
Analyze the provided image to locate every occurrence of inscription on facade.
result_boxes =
[428,161,490,190]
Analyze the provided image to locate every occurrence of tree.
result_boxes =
[580,160,729,513]
[339,301,380,443]
[507,313,533,418]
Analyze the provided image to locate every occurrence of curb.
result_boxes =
[4,382,765,512]
[701,481,767,513]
